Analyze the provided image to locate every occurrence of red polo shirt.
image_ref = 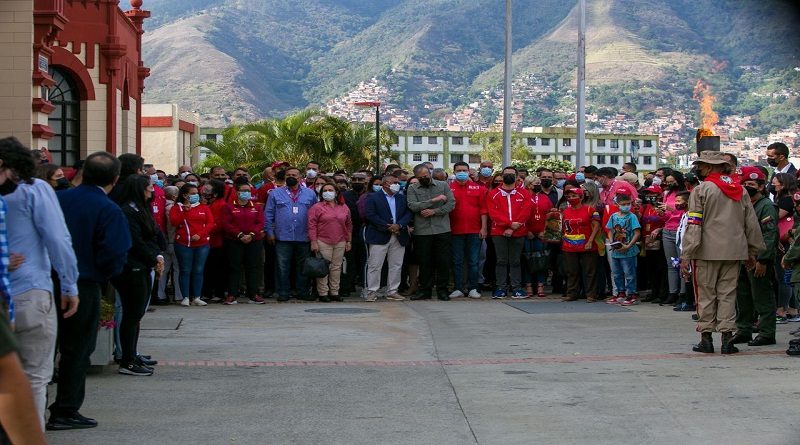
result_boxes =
[449,180,488,235]
[527,192,555,234]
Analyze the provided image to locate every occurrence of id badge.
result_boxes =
[292,206,299,214]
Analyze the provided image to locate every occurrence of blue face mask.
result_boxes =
[399,181,407,189]
[154,180,164,188]
[575,173,585,182]
[480,167,493,177]
[618,204,631,213]
[556,179,566,189]
[238,191,251,201]
[188,194,200,205]
[455,172,469,182]
[372,185,382,192]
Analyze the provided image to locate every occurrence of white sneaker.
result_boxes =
[191,298,207,306]
[468,289,482,299]
[180,297,190,307]
[365,293,378,302]
[449,290,464,298]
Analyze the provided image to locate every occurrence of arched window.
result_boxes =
[48,67,81,166]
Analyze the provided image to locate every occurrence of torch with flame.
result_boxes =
[693,79,718,139]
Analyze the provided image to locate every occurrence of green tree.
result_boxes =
[471,131,532,168]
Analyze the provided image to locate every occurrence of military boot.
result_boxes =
[692,332,714,353]
[721,332,739,355]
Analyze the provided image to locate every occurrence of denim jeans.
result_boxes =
[452,234,481,292]
[611,256,638,296]
[174,244,211,298]
[275,241,311,298]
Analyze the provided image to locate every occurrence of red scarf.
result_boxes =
[705,172,743,201]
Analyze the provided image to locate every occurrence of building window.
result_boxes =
[562,138,572,147]
[631,140,640,150]
[540,138,550,146]
[450,153,463,164]
[468,154,481,164]
[204,134,218,142]
[541,154,550,160]
[643,156,652,165]
[428,153,438,162]
[644,140,653,148]
[610,139,619,149]
[527,137,536,146]
[597,138,606,147]
[413,136,422,144]
[562,154,572,162]
[452,136,463,145]
[596,155,606,164]
[413,153,422,162]
[428,136,437,144]
[48,67,81,167]
[610,155,620,165]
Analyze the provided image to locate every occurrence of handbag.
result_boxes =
[302,254,330,278]
[525,250,549,274]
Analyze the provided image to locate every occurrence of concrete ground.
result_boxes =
[47,297,799,445]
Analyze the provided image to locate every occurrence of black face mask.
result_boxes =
[669,183,679,190]
[767,158,779,167]
[540,179,553,188]
[419,177,432,187]
[0,180,17,196]
[745,186,759,198]
[533,185,542,193]
[502,174,516,185]
[55,178,70,190]
[285,177,298,187]
[351,183,365,193]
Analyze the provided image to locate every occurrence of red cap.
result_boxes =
[567,173,577,181]
[739,166,765,182]
[644,185,662,194]
[271,161,289,169]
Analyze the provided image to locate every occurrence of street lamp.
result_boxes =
[354,101,381,174]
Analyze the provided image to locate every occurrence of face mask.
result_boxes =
[315,185,323,193]
[155,180,164,188]
[188,194,200,205]
[389,183,401,194]
[668,183,679,190]
[188,181,199,187]
[419,177,432,187]
[767,158,779,167]
[399,181,407,189]
[306,169,318,179]
[541,179,553,188]
[502,174,516,185]
[455,172,469,182]
[652,176,662,186]
[0,179,17,196]
[238,191,251,201]
[675,203,688,211]
[352,183,365,193]
[322,191,336,201]
[744,186,759,198]
[480,167,492,177]
[618,204,631,213]
[55,178,71,190]
[575,172,585,182]
[533,185,542,193]
[180,172,190,179]
[556,179,566,189]
[285,177,298,187]
[566,196,581,205]
[150,174,159,184]
[372,185,382,192]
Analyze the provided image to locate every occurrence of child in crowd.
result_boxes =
[672,191,694,311]
[605,193,641,306]
[561,182,601,302]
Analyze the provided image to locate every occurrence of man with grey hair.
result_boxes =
[156,185,183,304]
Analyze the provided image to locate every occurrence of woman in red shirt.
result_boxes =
[308,182,352,302]
[220,177,266,305]
[561,182,601,302]
[525,176,556,297]
[169,183,215,307]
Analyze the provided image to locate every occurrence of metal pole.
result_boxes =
[502,0,512,168]
[576,0,586,169]
[375,106,381,174]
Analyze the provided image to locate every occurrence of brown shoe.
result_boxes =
[386,294,406,301]
[562,295,579,302]
[586,296,598,303]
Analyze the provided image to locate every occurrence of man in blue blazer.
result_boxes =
[364,173,412,301]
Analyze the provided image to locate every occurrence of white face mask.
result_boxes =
[389,183,401,194]
[322,191,336,202]
[306,169,318,179]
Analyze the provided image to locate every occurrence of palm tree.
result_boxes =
[196,124,262,173]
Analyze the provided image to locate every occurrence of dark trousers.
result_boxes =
[564,251,598,299]
[414,232,451,296]
[641,248,667,299]
[225,239,263,298]
[112,268,152,365]
[49,280,102,417]
[736,264,777,337]
[482,237,497,285]
[263,238,276,295]
[549,245,565,293]
[275,241,311,298]
[203,247,227,299]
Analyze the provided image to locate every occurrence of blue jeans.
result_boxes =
[452,234,481,291]
[611,256,638,296]
[174,244,211,298]
[275,241,311,298]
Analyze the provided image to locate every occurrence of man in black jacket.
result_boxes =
[47,152,132,431]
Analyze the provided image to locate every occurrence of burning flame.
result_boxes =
[693,80,718,137]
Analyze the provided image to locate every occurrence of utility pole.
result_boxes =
[576,0,587,169]
[502,0,512,168]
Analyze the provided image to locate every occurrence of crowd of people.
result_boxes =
[0,135,799,441]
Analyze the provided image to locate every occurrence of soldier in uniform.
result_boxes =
[731,167,777,346]
[680,151,765,354]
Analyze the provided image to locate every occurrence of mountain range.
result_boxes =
[134,0,800,129]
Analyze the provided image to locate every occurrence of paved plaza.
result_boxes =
[47,298,798,445]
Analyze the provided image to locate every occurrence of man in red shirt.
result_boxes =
[449,161,488,298]
[596,167,639,208]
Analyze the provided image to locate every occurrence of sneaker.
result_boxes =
[248,295,266,304]
[180,297,190,307]
[511,289,528,299]
[449,290,464,298]
[605,294,625,304]
[365,293,378,302]
[191,298,207,306]
[492,289,506,299]
[386,294,406,301]
[777,315,789,324]
[118,363,153,376]
[467,289,482,299]
[787,314,800,322]
[621,295,640,306]
[223,295,238,305]
[210,296,223,303]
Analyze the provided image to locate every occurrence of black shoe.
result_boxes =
[298,295,316,302]
[721,332,739,354]
[729,332,752,345]
[330,295,343,302]
[691,314,699,321]
[437,294,451,301]
[747,335,776,346]
[692,333,714,353]
[46,412,98,430]
[410,292,432,301]
[136,355,158,367]
[319,296,331,303]
[152,299,170,306]
[276,296,290,302]
[119,362,153,376]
